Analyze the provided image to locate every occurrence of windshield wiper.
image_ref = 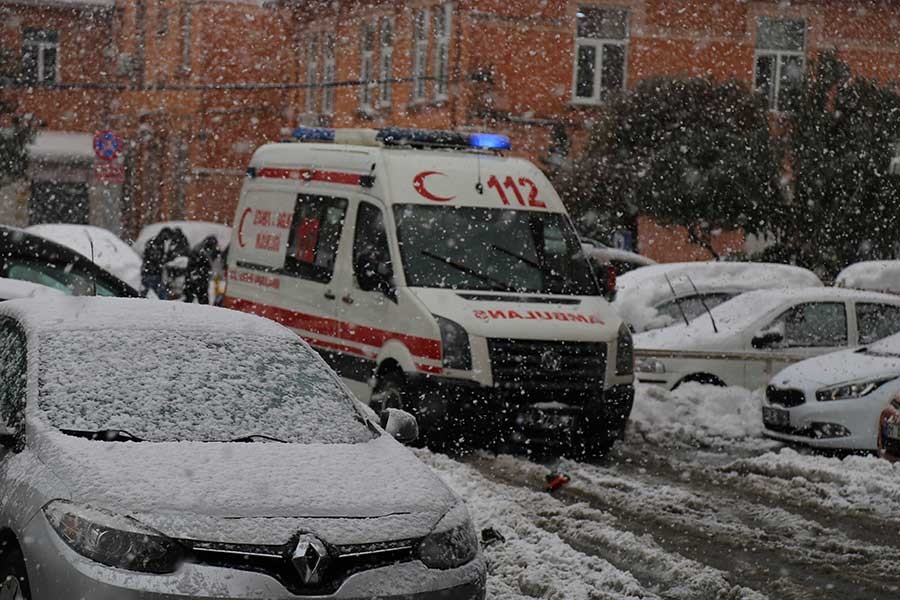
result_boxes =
[421,250,517,292]
[489,244,567,283]
[61,429,143,442]
[226,434,288,443]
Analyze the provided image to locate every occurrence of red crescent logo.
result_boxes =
[413,171,455,202]
[237,207,252,248]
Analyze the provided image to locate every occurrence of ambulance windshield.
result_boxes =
[393,205,599,296]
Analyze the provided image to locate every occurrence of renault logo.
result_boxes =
[541,350,563,372]
[292,534,329,585]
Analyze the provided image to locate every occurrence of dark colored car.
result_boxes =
[0,227,139,298]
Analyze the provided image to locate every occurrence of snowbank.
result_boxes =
[628,383,775,449]
[614,262,822,332]
[835,261,900,295]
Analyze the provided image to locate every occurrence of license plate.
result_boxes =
[522,411,575,430]
[887,421,900,441]
[763,406,790,428]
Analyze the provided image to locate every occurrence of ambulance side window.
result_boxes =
[284,194,347,283]
[353,202,393,290]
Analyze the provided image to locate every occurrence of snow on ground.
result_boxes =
[419,450,764,600]
[722,448,900,521]
[628,383,778,451]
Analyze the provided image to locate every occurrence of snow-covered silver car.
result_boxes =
[0,298,485,600]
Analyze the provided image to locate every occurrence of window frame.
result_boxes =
[321,33,336,115]
[433,3,452,101]
[411,8,431,103]
[352,201,394,289]
[378,17,394,108]
[305,33,319,114]
[359,20,377,109]
[856,302,900,345]
[283,193,348,284]
[571,7,628,105]
[766,301,848,349]
[753,16,806,112]
[21,28,59,85]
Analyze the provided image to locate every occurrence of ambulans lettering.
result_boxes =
[473,309,605,324]
[256,232,281,252]
[228,269,281,289]
[238,206,293,251]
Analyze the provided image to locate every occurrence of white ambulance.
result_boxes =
[224,127,634,455]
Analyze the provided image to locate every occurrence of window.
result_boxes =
[765,302,847,348]
[572,7,627,104]
[322,34,336,114]
[359,21,376,109]
[433,4,452,99]
[305,34,319,113]
[754,17,805,111]
[21,29,58,85]
[412,8,430,102]
[285,194,347,283]
[353,202,393,288]
[0,320,26,433]
[379,17,394,107]
[656,293,736,325]
[179,6,192,73]
[7,260,116,297]
[857,303,900,345]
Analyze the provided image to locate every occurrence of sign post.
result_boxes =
[92,130,125,184]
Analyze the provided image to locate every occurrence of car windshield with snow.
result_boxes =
[0,298,484,599]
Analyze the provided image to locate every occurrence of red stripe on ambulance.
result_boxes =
[256,167,364,186]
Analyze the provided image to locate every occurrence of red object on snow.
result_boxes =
[545,473,570,493]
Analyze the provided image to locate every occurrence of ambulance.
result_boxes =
[223,127,634,455]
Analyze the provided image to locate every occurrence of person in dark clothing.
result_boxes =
[141,227,171,299]
[183,236,220,304]
[161,227,191,299]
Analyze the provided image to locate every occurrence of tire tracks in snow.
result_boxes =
[417,450,764,600]
[464,450,900,600]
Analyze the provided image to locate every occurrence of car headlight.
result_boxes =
[44,500,183,573]
[635,357,666,374]
[436,316,471,370]
[417,502,478,569]
[615,322,633,376]
[815,378,893,402]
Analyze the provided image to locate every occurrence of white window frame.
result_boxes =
[753,17,806,112]
[412,8,430,103]
[433,3,452,101]
[22,29,59,85]
[570,7,628,105]
[305,34,319,114]
[378,17,394,108]
[359,20,376,109]
[322,34,336,115]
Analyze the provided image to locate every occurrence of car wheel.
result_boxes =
[0,545,30,600]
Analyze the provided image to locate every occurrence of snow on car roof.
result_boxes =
[636,286,900,349]
[0,296,290,336]
[835,260,900,295]
[614,262,823,332]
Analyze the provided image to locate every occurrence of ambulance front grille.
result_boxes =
[487,339,606,395]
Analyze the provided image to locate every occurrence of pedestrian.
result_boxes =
[140,227,170,299]
[183,236,220,304]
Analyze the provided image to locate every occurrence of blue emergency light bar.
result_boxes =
[290,126,511,151]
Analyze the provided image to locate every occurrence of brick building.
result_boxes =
[3,0,899,256]
[0,0,294,237]
[287,0,900,261]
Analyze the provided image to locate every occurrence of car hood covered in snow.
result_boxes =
[31,425,456,545]
[772,335,900,388]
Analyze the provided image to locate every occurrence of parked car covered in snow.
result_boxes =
[0,227,139,298]
[580,239,656,275]
[835,260,900,295]
[635,288,900,391]
[26,223,142,290]
[0,297,485,599]
[764,331,900,451]
[614,262,823,333]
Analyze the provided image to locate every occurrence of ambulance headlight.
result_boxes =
[436,316,471,371]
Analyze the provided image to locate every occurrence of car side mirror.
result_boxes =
[752,331,784,349]
[380,408,419,444]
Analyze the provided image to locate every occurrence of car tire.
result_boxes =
[0,543,31,600]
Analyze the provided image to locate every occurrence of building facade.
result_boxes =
[287,0,900,261]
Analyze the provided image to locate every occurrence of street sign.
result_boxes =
[94,160,125,184]
[93,130,123,162]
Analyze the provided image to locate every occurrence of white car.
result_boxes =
[26,224,142,290]
[835,260,900,295]
[764,332,900,451]
[635,288,900,391]
[615,262,823,333]
[580,240,656,274]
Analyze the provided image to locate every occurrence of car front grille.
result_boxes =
[766,385,806,408]
[487,338,606,399]
[183,536,416,595]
